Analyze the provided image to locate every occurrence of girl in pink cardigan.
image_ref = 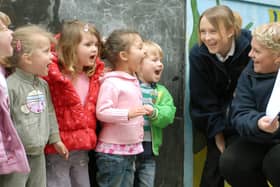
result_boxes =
[95,29,151,187]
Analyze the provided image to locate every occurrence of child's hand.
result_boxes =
[215,132,225,153]
[128,106,148,119]
[53,141,69,160]
[258,115,279,133]
[143,105,154,116]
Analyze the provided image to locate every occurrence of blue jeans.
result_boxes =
[134,155,156,187]
[95,152,136,187]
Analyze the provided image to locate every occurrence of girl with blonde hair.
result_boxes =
[0,24,68,187]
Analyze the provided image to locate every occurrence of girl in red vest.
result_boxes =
[44,20,104,187]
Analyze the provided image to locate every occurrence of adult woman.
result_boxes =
[220,22,280,187]
[189,5,251,187]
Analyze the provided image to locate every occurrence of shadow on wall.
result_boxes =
[0,0,60,31]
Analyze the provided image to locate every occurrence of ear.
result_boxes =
[119,51,128,61]
[275,55,280,64]
[21,53,32,65]
[227,28,235,38]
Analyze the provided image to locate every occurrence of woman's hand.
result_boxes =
[258,115,279,133]
[215,132,225,153]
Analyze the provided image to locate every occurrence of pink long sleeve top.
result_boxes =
[96,71,144,145]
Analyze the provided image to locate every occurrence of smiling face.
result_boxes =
[138,45,164,83]
[28,35,52,76]
[249,37,279,74]
[75,32,98,71]
[0,20,13,57]
[199,16,234,57]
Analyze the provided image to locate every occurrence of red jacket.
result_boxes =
[44,56,104,154]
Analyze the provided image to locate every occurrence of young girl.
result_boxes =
[95,29,148,187]
[44,20,104,187]
[189,5,251,187]
[0,25,68,187]
[0,11,30,175]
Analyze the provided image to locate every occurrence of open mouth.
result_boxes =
[207,43,216,48]
[205,40,217,47]
[89,55,96,64]
[154,69,161,75]
[90,55,96,60]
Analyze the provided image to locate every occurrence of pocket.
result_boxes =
[17,117,40,148]
[95,153,126,174]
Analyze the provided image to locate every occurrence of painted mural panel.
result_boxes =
[232,0,280,7]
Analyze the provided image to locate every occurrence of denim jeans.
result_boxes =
[134,154,156,187]
[95,152,136,187]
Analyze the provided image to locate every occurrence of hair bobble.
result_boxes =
[83,24,89,32]
[16,40,22,52]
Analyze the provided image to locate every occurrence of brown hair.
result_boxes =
[104,29,141,66]
[198,5,241,45]
[57,20,102,76]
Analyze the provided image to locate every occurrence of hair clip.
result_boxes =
[84,24,89,32]
[16,40,22,52]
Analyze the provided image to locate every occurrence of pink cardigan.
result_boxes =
[0,68,30,174]
[96,71,144,144]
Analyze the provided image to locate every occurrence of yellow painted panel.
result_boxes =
[193,147,206,187]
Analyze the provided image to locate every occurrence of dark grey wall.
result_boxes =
[0,0,185,186]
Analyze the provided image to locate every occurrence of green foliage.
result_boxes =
[189,0,200,49]
[245,22,254,30]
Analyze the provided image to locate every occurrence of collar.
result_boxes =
[216,39,235,62]
[14,68,38,84]
[139,80,157,89]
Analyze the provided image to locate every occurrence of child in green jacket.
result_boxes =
[134,40,176,187]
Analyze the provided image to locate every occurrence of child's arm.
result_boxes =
[45,83,60,141]
[44,82,68,157]
[128,106,149,119]
[53,141,69,160]
[97,81,147,122]
[150,85,176,128]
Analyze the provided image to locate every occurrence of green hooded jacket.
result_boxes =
[150,84,176,156]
